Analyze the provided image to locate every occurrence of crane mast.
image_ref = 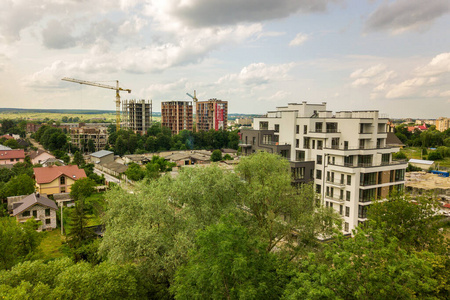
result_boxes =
[61,77,131,131]
[186,90,198,131]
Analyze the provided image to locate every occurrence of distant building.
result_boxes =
[90,150,114,164]
[122,99,152,134]
[408,159,435,170]
[196,99,228,131]
[34,165,86,195]
[0,149,25,165]
[235,118,253,126]
[436,117,449,132]
[12,193,58,231]
[161,101,193,135]
[69,126,108,153]
[26,123,43,133]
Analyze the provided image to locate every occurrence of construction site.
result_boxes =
[122,100,152,134]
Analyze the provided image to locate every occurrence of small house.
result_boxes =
[12,193,58,231]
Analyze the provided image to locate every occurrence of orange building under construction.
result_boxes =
[196,99,228,131]
[161,101,193,135]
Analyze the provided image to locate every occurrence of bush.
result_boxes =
[393,151,407,159]
[210,150,222,162]
[427,151,442,161]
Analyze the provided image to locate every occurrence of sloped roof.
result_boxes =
[408,159,434,165]
[90,150,114,158]
[0,149,25,160]
[29,150,53,160]
[12,193,58,216]
[0,134,14,140]
[33,165,86,184]
[386,132,405,147]
[0,145,12,150]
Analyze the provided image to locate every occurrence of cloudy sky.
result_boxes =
[0,0,449,118]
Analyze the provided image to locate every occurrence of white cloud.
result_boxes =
[350,64,396,88]
[218,62,295,86]
[289,33,308,46]
[365,0,450,34]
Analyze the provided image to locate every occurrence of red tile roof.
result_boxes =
[0,149,25,160]
[0,134,14,140]
[443,203,450,209]
[33,165,86,184]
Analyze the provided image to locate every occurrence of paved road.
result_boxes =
[93,168,121,184]
[27,135,45,151]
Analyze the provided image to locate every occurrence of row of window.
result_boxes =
[22,208,52,218]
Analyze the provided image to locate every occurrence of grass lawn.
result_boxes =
[38,229,65,260]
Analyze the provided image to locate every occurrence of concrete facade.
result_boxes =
[161,101,193,135]
[122,99,152,133]
[196,99,228,131]
[240,102,407,232]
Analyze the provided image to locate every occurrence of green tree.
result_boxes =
[0,174,35,199]
[125,163,145,181]
[87,139,96,153]
[171,215,286,299]
[284,229,450,299]
[0,218,41,270]
[210,149,222,162]
[428,151,443,161]
[73,151,85,167]
[70,178,96,201]
[236,152,340,258]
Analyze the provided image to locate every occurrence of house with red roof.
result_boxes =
[34,165,86,195]
[0,149,25,165]
[12,193,58,231]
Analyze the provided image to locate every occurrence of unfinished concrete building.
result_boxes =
[161,101,193,135]
[196,99,228,131]
[69,126,108,153]
[122,99,152,134]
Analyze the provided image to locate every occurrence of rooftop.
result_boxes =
[12,193,58,216]
[0,149,25,160]
[33,165,86,184]
[90,150,114,158]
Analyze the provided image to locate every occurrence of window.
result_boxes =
[304,125,307,134]
[344,156,353,167]
[326,122,338,133]
[260,121,268,130]
[340,174,344,184]
[340,189,344,200]
[296,150,305,161]
[45,209,50,216]
[61,187,66,193]
[330,187,334,198]
[381,153,390,165]
[344,222,349,232]
[316,184,321,194]
[296,139,299,148]
[45,219,51,225]
[326,171,330,182]
[33,210,37,218]
[317,155,322,165]
[60,176,65,185]
[10,159,13,162]
[312,140,315,149]
[345,206,350,217]
[317,140,323,150]
[347,175,351,185]
[316,170,322,179]
[292,167,305,180]
[315,122,323,132]
[358,205,368,218]
[326,186,330,196]
[303,137,310,149]
[330,202,333,208]
[22,211,30,217]
[280,150,289,158]
[395,169,405,181]
[340,205,343,215]
[274,124,279,132]
[252,137,256,145]
[331,138,339,149]
[346,191,351,201]
[296,125,299,134]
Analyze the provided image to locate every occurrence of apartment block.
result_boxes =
[122,99,152,134]
[240,102,407,233]
[69,126,108,153]
[196,99,228,131]
[161,101,193,135]
[436,117,450,132]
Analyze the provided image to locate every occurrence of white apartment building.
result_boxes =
[241,102,407,232]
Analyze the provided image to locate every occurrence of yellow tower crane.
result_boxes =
[61,77,131,131]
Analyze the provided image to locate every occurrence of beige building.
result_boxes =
[122,99,152,134]
[34,165,86,195]
[435,117,449,132]
[70,126,108,153]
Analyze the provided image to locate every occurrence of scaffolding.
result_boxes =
[122,99,153,133]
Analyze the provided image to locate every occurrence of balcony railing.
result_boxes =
[325,195,345,202]
[326,180,345,186]
[309,129,340,133]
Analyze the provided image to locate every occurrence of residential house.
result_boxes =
[29,150,56,165]
[0,149,25,165]
[12,193,58,231]
[34,165,87,195]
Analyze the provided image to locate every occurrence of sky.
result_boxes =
[0,0,449,118]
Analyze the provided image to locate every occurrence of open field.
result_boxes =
[0,111,116,122]
[402,147,450,169]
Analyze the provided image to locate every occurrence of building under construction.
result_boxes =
[161,101,193,135]
[196,99,228,131]
[122,100,152,134]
